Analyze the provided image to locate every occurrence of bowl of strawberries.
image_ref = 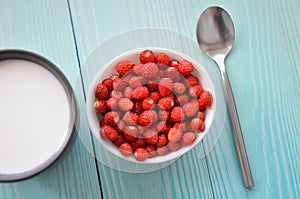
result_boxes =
[86,48,216,163]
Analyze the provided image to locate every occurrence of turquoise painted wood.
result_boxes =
[0,0,102,199]
[0,0,299,199]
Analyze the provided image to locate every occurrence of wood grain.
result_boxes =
[0,0,102,198]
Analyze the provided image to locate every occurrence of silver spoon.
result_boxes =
[196,6,254,188]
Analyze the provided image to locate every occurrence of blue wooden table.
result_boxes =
[0,0,299,198]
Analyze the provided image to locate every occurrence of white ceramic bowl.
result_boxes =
[86,47,216,164]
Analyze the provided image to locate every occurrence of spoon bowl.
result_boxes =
[196,6,254,188]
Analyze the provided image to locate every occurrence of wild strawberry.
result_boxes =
[189,85,203,98]
[132,86,149,100]
[106,97,118,111]
[158,97,174,111]
[113,135,125,147]
[167,142,181,152]
[144,130,159,145]
[174,122,187,132]
[133,63,144,75]
[197,111,205,121]
[185,75,199,87]
[123,111,139,125]
[169,59,179,68]
[173,82,186,95]
[141,62,158,79]
[168,127,183,143]
[150,91,161,103]
[158,78,173,97]
[142,97,155,110]
[119,143,133,157]
[115,60,134,76]
[189,118,205,132]
[156,146,169,156]
[170,107,185,122]
[146,145,157,158]
[110,90,123,100]
[118,98,134,111]
[138,110,158,126]
[164,67,181,82]
[181,132,196,146]
[94,100,107,115]
[102,78,114,91]
[133,101,144,115]
[156,121,170,133]
[112,78,127,91]
[156,134,167,147]
[155,52,170,66]
[122,72,135,83]
[198,90,213,110]
[129,76,144,88]
[103,111,120,126]
[131,138,146,151]
[176,94,189,106]
[95,83,109,99]
[134,148,149,161]
[123,126,138,141]
[100,125,118,142]
[123,87,133,99]
[177,60,194,76]
[147,80,158,91]
[139,50,155,64]
[158,109,169,121]
[183,101,199,117]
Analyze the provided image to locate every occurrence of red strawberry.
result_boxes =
[189,85,203,98]
[118,98,134,111]
[113,135,125,147]
[170,107,185,122]
[102,78,114,91]
[119,143,133,157]
[131,138,146,151]
[156,146,169,156]
[103,111,120,126]
[181,132,196,146]
[146,145,157,158]
[110,90,123,99]
[173,82,186,95]
[142,97,155,110]
[141,62,158,79]
[112,78,127,91]
[100,125,118,142]
[138,110,158,127]
[139,50,155,64]
[132,86,149,100]
[197,111,205,121]
[198,90,213,110]
[123,111,139,125]
[156,121,170,133]
[133,101,144,115]
[177,60,194,76]
[123,126,138,141]
[169,59,179,68]
[155,52,170,66]
[144,130,159,145]
[94,100,107,115]
[106,97,118,111]
[115,60,134,76]
[167,127,183,143]
[158,97,174,111]
[150,91,161,103]
[183,101,199,117]
[164,67,181,82]
[158,78,173,97]
[129,76,144,88]
[167,142,181,152]
[134,148,149,161]
[123,87,133,99]
[185,75,199,87]
[95,83,109,99]
[156,134,167,147]
[189,118,205,132]
[133,63,144,75]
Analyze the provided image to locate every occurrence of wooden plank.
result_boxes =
[0,0,102,198]
[68,0,215,198]
[172,0,300,198]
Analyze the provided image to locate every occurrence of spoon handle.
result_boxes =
[218,60,254,188]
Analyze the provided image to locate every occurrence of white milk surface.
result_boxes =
[0,59,70,175]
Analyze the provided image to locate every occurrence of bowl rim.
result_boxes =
[86,47,216,164]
